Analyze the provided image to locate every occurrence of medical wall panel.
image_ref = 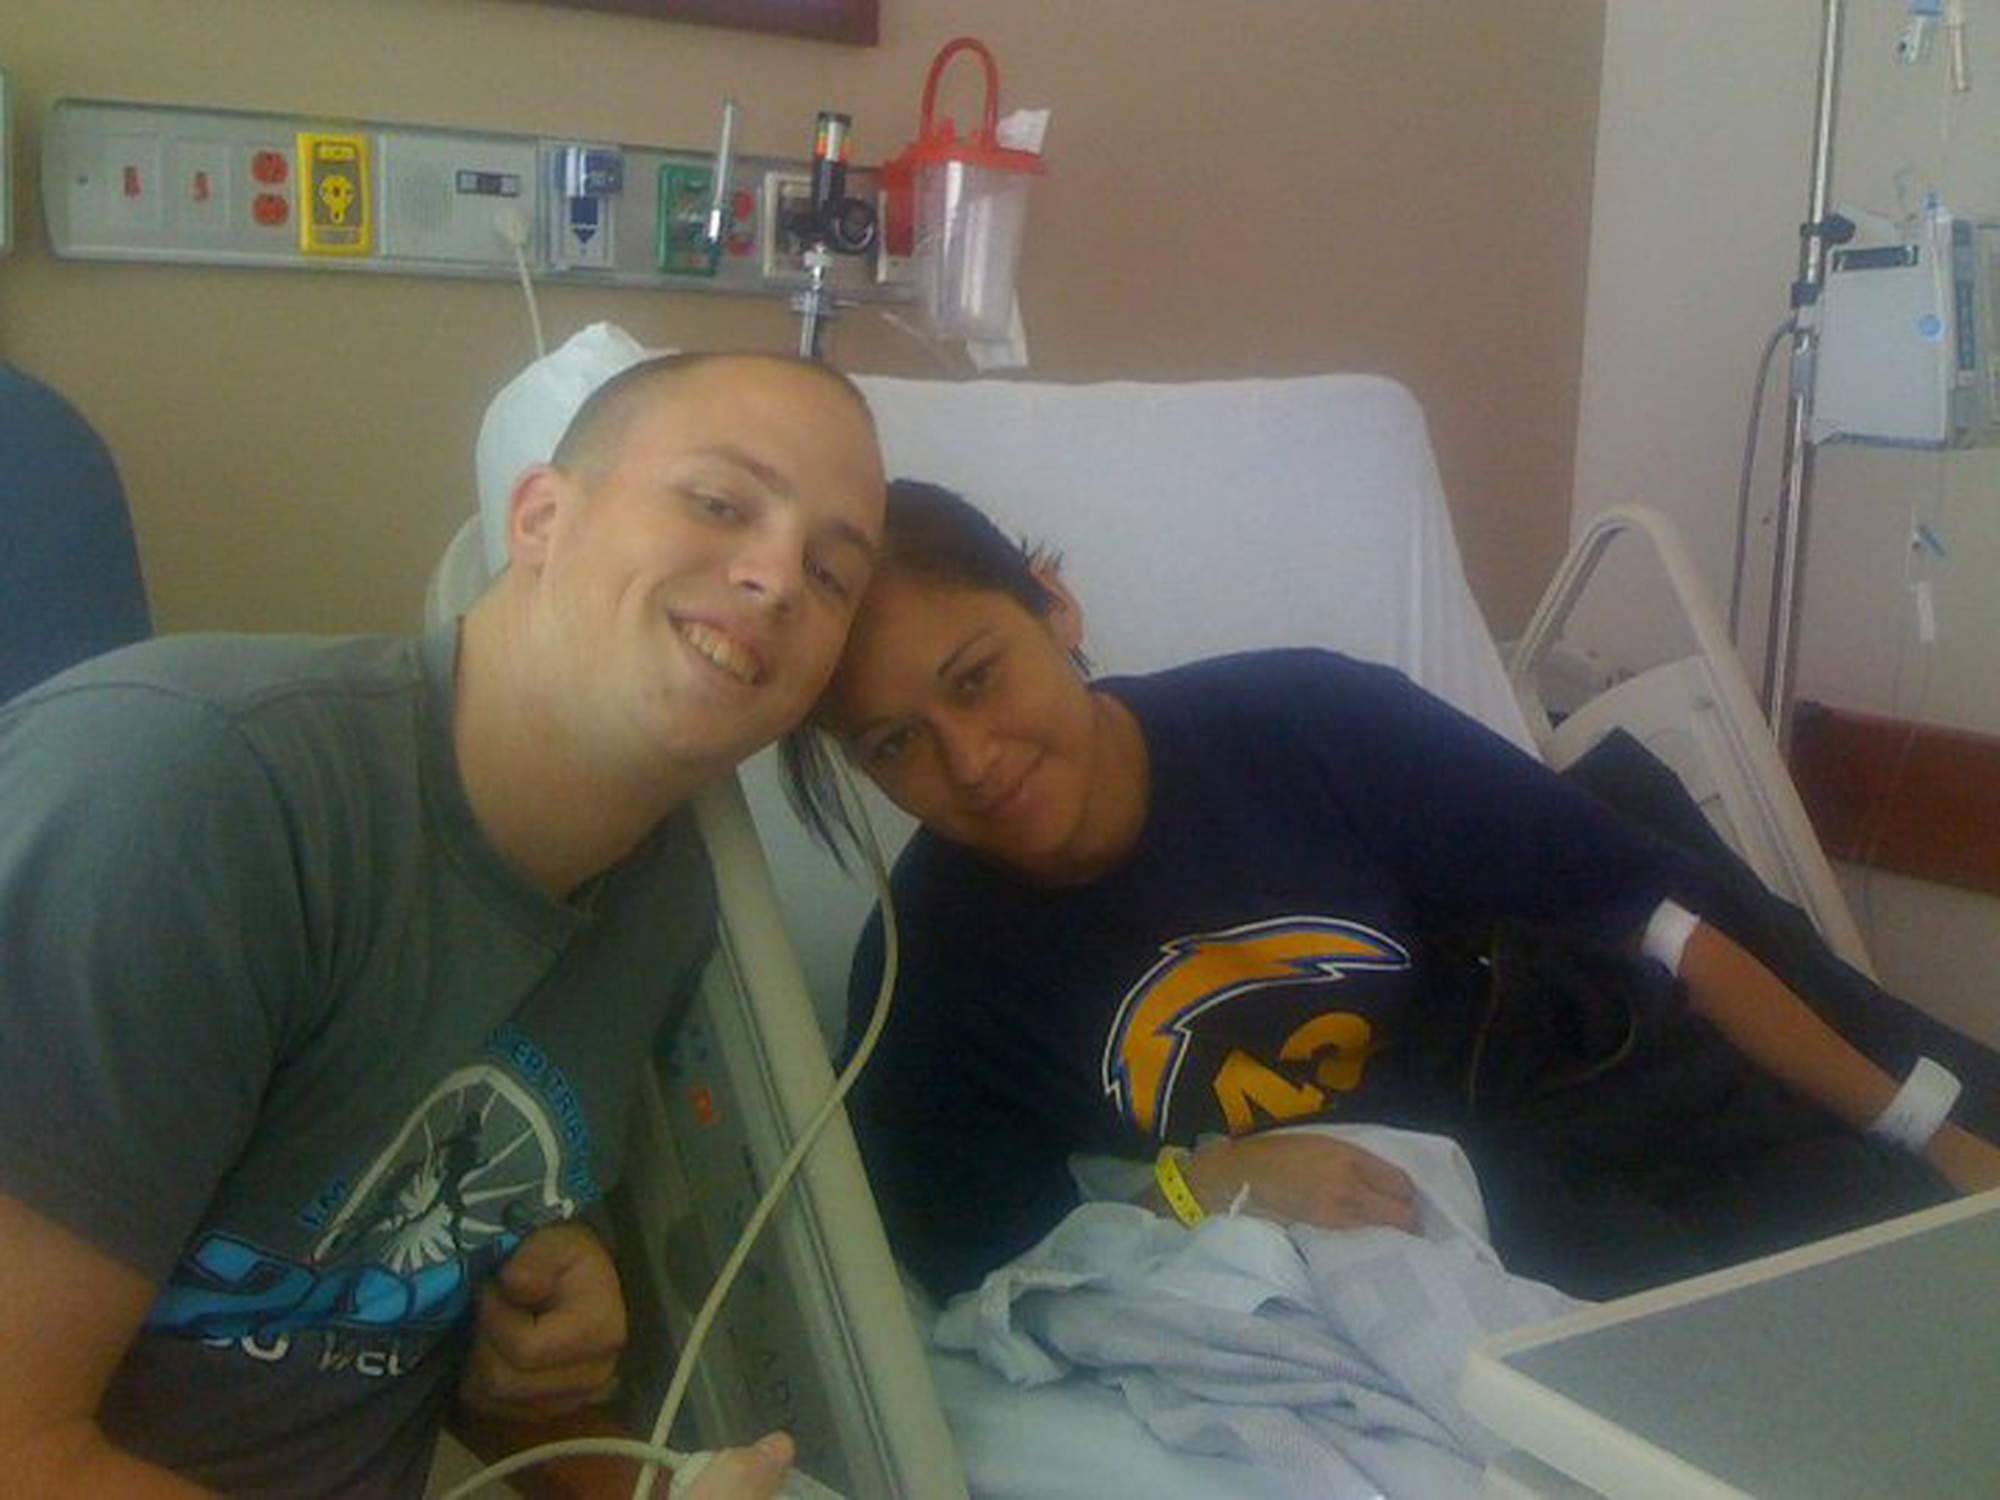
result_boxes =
[41,96,899,306]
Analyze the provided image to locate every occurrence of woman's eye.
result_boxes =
[867,727,917,766]
[953,659,996,700]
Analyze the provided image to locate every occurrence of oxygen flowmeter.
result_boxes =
[788,111,879,359]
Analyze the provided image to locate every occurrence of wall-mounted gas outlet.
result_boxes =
[759,170,814,281]
[657,160,717,277]
[547,142,620,270]
[658,166,759,276]
[873,188,915,287]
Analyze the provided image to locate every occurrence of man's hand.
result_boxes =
[1183,1133,1419,1233]
[460,1221,627,1424]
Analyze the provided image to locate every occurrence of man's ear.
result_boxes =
[1031,556,1086,655]
[507,465,570,575]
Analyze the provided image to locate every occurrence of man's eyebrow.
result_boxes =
[685,443,790,494]
[687,444,879,558]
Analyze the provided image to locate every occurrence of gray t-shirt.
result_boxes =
[0,624,715,1495]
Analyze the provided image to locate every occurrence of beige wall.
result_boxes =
[1578,1,2000,1042]
[2,0,1603,637]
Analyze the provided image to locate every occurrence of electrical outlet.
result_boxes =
[104,133,165,231]
[168,140,230,234]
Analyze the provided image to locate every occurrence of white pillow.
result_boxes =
[473,321,657,576]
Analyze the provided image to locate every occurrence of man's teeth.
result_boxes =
[679,622,763,684]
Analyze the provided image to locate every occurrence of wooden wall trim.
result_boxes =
[1790,701,2000,899]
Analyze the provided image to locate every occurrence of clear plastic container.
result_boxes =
[916,156,1034,340]
[884,38,1043,342]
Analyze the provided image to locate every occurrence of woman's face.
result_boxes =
[823,570,1145,883]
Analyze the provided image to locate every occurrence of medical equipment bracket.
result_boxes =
[40,96,914,308]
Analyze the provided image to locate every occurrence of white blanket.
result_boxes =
[934,1127,1582,1499]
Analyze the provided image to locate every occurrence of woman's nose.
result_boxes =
[932,711,998,791]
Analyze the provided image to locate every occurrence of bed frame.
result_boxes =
[1508,504,1871,976]
[431,372,1865,1498]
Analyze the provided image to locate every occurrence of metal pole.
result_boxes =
[1763,0,1845,748]
[794,246,834,360]
[703,98,738,262]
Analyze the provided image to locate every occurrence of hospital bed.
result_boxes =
[431,360,1865,1497]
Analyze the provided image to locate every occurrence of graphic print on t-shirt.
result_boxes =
[312,1060,574,1272]
[146,1030,593,1353]
[1101,915,1410,1138]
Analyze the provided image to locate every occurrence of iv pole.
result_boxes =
[1762,0,1848,749]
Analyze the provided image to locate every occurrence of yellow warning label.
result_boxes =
[298,132,371,256]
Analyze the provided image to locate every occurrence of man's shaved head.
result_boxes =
[550,352,876,483]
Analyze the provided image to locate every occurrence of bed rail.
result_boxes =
[1508,504,1873,975]
[615,778,967,1498]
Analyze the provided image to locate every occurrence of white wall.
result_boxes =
[1578,0,2000,1043]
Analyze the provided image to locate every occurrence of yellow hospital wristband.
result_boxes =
[1154,1146,1206,1228]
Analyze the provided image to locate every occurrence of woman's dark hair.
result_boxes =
[864,478,1062,617]
[779,478,1073,861]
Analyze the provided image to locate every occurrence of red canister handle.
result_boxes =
[919,36,1001,146]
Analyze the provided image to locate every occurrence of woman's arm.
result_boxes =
[1677,920,2000,1193]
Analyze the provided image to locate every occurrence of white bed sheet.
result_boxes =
[926,1341,1303,1500]
[926,1126,1583,1500]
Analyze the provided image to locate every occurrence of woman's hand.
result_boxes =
[1182,1133,1419,1233]
[1927,1124,2000,1196]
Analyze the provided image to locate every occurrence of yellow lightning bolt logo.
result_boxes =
[1101,916,1410,1137]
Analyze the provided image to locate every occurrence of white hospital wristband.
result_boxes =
[1869,1057,1962,1154]
[1640,899,1699,977]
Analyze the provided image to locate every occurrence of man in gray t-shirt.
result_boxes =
[0,352,886,1498]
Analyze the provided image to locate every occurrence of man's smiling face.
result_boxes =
[515,356,886,781]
